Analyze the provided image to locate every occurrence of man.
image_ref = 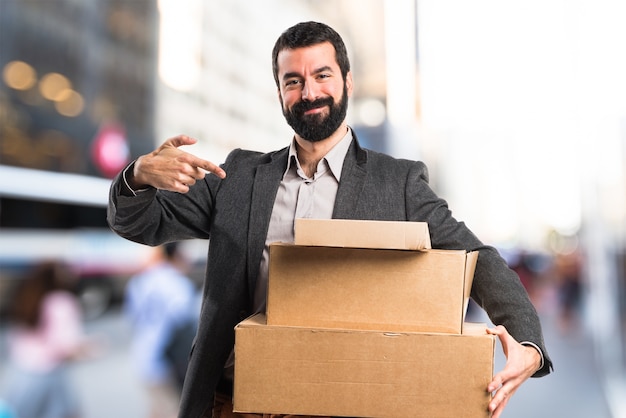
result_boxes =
[108,21,552,418]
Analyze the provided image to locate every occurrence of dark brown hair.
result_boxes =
[7,261,75,328]
[272,21,351,87]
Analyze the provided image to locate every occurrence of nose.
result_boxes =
[301,79,320,101]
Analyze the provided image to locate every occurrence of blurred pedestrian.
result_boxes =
[1,261,95,418]
[554,247,584,334]
[124,242,199,418]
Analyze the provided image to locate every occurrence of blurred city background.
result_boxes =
[0,0,625,417]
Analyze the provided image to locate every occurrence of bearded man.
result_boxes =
[108,21,552,418]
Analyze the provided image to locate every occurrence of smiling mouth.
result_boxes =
[292,97,334,117]
[304,106,327,115]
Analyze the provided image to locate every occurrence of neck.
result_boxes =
[294,123,348,176]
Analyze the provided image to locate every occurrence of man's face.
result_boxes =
[276,42,353,142]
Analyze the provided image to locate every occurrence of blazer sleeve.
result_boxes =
[107,160,219,246]
[405,160,553,377]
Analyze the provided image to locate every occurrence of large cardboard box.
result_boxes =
[267,244,478,334]
[234,314,495,418]
[294,218,432,250]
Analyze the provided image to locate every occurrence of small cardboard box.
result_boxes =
[267,244,478,334]
[294,218,431,250]
[234,314,495,418]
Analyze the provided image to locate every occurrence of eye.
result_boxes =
[283,78,302,90]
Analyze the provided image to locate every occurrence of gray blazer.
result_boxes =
[108,136,552,418]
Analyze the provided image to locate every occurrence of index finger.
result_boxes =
[188,154,226,179]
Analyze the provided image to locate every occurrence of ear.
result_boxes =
[345,71,354,97]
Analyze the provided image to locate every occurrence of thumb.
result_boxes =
[487,325,509,339]
[487,325,512,357]
[166,135,198,148]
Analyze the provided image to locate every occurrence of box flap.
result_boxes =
[236,313,266,328]
[294,219,431,250]
[462,251,479,325]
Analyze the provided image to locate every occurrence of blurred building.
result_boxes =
[0,0,416,226]
[0,0,158,229]
[0,0,161,317]
[153,0,397,164]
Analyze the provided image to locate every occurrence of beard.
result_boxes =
[282,85,348,143]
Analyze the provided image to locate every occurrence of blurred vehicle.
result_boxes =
[0,228,151,320]
[0,165,207,320]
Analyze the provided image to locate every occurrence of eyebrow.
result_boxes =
[282,65,334,81]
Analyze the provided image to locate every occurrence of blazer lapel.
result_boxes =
[246,148,289,299]
[333,137,368,219]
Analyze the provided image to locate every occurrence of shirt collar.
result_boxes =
[286,127,353,181]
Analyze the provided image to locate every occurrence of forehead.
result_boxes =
[276,42,339,77]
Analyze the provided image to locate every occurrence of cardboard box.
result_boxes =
[234,314,495,418]
[294,218,431,250]
[267,244,478,334]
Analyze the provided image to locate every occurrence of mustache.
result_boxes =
[290,97,335,116]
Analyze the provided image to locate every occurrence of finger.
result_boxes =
[180,174,198,188]
[489,381,515,416]
[487,325,513,357]
[486,325,508,338]
[491,394,510,418]
[488,356,523,392]
[191,166,206,181]
[488,371,505,393]
[174,183,191,194]
[187,155,227,179]
[161,136,226,178]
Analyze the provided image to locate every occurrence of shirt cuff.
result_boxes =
[520,341,545,372]
[122,161,149,196]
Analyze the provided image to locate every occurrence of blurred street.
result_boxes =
[2,2,626,417]
[0,303,614,418]
[0,307,148,418]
